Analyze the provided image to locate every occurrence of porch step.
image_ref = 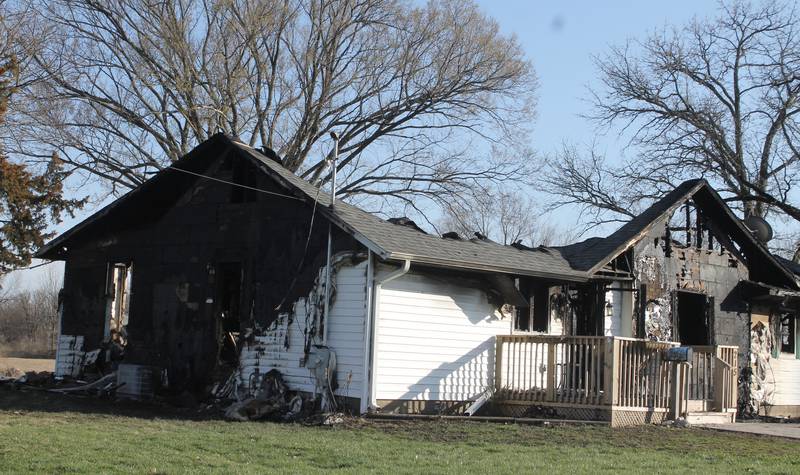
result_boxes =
[686,411,735,425]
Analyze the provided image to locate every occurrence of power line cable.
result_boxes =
[168,166,305,202]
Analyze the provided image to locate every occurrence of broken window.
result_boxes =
[105,262,132,343]
[779,314,795,354]
[513,298,531,332]
[514,287,549,333]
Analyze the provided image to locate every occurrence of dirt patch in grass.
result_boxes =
[0,357,54,376]
[356,416,799,454]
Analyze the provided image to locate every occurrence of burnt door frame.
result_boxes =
[672,289,713,345]
[213,261,243,365]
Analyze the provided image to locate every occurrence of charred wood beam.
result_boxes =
[708,226,714,250]
[594,270,634,279]
[685,203,692,246]
[664,221,672,257]
[704,218,747,265]
[696,209,703,248]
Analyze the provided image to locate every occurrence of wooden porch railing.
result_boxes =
[493,335,608,405]
[495,335,738,415]
[611,337,677,408]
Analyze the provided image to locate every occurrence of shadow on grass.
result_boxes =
[0,385,227,422]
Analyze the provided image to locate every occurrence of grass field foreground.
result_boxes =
[0,388,797,474]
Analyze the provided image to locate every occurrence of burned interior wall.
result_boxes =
[58,149,361,392]
[633,214,750,367]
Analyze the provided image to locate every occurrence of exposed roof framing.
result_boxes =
[553,179,798,289]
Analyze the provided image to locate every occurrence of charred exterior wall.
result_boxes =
[58,152,361,392]
[633,216,750,367]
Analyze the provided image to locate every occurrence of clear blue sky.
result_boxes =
[477,0,718,156]
[6,1,722,291]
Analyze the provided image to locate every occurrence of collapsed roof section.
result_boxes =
[37,133,798,289]
[553,179,798,289]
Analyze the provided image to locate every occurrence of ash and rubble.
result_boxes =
[7,349,340,422]
[1,361,347,424]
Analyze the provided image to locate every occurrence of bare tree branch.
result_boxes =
[542,1,800,231]
[4,0,537,218]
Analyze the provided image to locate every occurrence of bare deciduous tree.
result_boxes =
[542,1,800,229]
[6,0,536,214]
[439,189,563,247]
[0,2,83,273]
[0,267,60,356]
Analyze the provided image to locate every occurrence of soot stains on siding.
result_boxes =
[57,149,360,393]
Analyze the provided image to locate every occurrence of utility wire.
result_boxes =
[276,183,323,314]
[9,260,57,272]
[168,166,305,202]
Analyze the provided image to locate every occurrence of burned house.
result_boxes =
[37,134,800,423]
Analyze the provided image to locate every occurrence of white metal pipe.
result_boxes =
[367,259,411,411]
[464,390,493,416]
[322,133,339,346]
[329,132,338,211]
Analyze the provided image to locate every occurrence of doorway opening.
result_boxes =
[215,262,242,364]
[675,291,711,345]
[105,262,132,344]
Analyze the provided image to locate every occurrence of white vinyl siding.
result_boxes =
[238,260,367,399]
[54,334,84,378]
[374,271,507,402]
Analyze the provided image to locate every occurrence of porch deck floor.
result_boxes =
[697,422,800,440]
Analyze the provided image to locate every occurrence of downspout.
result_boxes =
[360,250,374,414]
[363,258,411,413]
[464,390,493,416]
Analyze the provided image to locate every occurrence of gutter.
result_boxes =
[386,252,588,283]
[362,258,411,413]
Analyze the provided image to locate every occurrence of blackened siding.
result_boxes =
[633,216,750,367]
[59,153,360,390]
[59,262,108,350]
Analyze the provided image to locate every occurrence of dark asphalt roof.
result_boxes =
[231,137,586,281]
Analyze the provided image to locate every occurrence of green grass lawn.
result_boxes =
[0,388,797,474]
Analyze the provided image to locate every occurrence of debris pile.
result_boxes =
[0,367,123,397]
[662,417,690,428]
[223,369,306,422]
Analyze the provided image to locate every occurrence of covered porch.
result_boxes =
[492,335,738,426]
